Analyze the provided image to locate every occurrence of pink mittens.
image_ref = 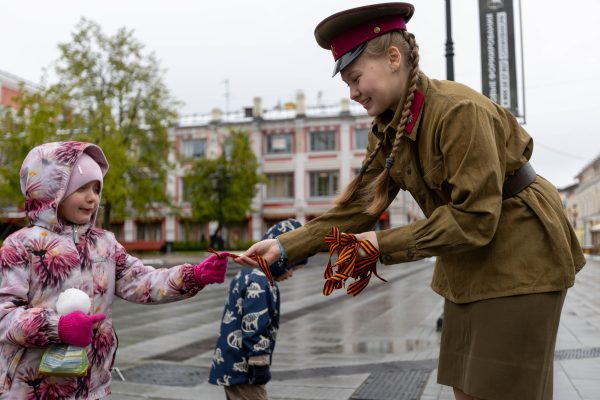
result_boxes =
[58,310,106,347]
[193,254,229,287]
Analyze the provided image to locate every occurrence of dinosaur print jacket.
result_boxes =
[208,268,279,386]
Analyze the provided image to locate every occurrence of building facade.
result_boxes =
[0,70,42,238]
[114,92,423,249]
[569,156,600,252]
[0,73,423,249]
[0,69,40,110]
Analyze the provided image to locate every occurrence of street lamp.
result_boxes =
[445,0,455,81]
[210,163,231,250]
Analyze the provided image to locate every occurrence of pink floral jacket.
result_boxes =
[0,142,200,399]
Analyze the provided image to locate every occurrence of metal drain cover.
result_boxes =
[350,369,430,400]
[115,363,208,387]
[555,347,600,361]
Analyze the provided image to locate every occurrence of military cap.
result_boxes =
[314,2,415,76]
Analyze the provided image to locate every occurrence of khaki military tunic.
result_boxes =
[279,72,585,304]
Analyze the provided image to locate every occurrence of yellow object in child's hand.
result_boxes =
[39,345,89,377]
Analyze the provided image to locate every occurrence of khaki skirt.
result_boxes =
[437,290,567,400]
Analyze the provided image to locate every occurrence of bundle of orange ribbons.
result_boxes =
[322,227,387,296]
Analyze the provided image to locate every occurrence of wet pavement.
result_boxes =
[106,252,600,400]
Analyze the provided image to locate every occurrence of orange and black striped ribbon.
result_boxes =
[322,227,386,296]
[208,248,274,285]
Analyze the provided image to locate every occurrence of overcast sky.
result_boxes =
[2,0,599,188]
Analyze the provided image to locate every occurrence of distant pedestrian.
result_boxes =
[0,141,228,399]
[209,219,308,400]
[235,3,585,400]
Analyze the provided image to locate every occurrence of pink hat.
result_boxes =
[63,152,103,199]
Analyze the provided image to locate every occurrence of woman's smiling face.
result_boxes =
[341,46,405,117]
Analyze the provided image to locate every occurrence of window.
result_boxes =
[309,171,338,197]
[310,130,336,152]
[109,223,124,242]
[354,128,369,150]
[266,133,292,154]
[266,173,294,199]
[136,221,162,241]
[180,177,193,203]
[179,221,206,242]
[181,138,207,159]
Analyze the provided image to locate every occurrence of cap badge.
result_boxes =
[373,26,381,34]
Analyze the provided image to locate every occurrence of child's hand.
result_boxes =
[193,254,228,286]
[58,310,106,347]
[248,365,271,385]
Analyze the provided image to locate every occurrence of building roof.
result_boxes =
[575,153,600,180]
[176,101,368,128]
[0,69,43,92]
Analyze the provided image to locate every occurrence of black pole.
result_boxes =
[445,0,455,81]
[517,0,526,124]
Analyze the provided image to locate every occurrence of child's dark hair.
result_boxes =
[334,30,420,215]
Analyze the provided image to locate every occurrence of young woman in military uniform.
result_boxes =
[235,3,585,399]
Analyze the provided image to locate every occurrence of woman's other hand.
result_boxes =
[353,231,379,258]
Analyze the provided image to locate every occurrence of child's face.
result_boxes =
[58,181,101,225]
[341,47,404,117]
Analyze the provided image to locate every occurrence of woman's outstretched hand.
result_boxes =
[234,239,281,268]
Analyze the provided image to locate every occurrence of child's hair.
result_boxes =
[335,30,420,215]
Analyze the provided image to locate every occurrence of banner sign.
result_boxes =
[479,0,519,116]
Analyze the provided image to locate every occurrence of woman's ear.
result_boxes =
[388,46,402,72]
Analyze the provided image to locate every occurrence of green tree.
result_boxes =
[0,18,179,227]
[183,129,265,249]
[0,87,70,209]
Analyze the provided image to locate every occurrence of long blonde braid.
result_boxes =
[367,31,420,215]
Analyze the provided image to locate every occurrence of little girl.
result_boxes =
[236,3,585,400]
[0,141,227,399]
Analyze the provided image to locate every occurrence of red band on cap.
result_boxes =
[330,15,407,61]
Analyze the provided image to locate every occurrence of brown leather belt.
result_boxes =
[502,162,536,200]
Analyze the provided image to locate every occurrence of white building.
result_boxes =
[123,92,423,249]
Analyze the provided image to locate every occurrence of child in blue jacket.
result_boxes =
[208,219,308,400]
